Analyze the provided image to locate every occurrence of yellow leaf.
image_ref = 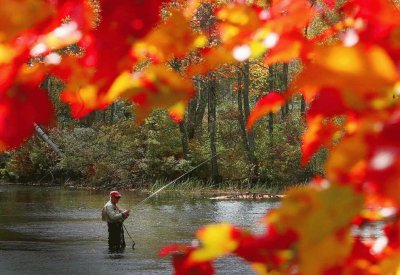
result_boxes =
[0,0,53,42]
[0,44,15,64]
[106,65,194,123]
[299,232,353,275]
[292,44,399,111]
[168,101,186,123]
[267,184,364,274]
[379,251,400,274]
[325,134,368,184]
[189,223,241,262]
[131,10,202,62]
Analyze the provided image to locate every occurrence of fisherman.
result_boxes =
[102,191,130,251]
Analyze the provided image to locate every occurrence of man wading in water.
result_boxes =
[102,191,130,251]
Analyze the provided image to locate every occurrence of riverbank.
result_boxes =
[0,178,291,199]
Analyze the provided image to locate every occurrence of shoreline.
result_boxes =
[0,181,287,200]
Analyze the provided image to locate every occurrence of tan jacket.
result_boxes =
[102,200,126,223]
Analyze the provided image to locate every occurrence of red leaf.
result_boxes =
[0,82,54,148]
[301,116,339,165]
[247,92,285,130]
[307,87,347,118]
[322,0,336,8]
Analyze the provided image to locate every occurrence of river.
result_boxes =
[0,185,281,274]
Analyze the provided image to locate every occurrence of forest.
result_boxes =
[1,1,329,191]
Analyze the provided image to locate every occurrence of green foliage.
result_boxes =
[49,111,192,187]
[4,138,55,182]
[2,62,325,191]
[255,112,325,191]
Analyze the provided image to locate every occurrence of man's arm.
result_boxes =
[105,204,126,222]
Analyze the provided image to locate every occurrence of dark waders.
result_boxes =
[108,222,126,252]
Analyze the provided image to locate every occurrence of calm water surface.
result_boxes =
[0,185,280,275]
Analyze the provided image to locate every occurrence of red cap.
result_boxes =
[110,191,122,198]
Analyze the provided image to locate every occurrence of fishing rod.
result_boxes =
[123,224,136,249]
[123,150,227,247]
[132,150,225,210]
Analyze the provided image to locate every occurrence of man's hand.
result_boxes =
[122,210,130,218]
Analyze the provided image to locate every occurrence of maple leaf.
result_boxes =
[57,0,170,118]
[264,30,312,65]
[131,10,207,64]
[234,225,297,271]
[0,0,54,43]
[0,80,53,149]
[216,3,266,48]
[292,44,399,112]
[185,47,236,77]
[267,184,364,274]
[189,223,244,262]
[379,251,400,274]
[322,0,336,8]
[325,133,368,186]
[106,65,194,123]
[269,0,316,33]
[247,91,285,130]
[160,245,214,275]
[301,116,340,165]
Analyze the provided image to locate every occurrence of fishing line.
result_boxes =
[123,149,229,247]
[122,224,136,249]
[131,150,225,211]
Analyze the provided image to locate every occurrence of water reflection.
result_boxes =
[0,185,386,274]
[0,185,276,274]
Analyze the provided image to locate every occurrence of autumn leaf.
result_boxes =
[0,0,54,43]
[325,134,368,187]
[292,44,399,111]
[267,184,364,274]
[57,0,170,119]
[159,244,214,275]
[0,80,54,149]
[189,223,244,262]
[264,31,310,65]
[185,47,236,77]
[216,3,266,48]
[131,10,207,63]
[234,225,297,270]
[269,0,316,33]
[301,116,340,165]
[247,91,285,130]
[306,87,348,118]
[322,0,336,8]
[106,65,194,123]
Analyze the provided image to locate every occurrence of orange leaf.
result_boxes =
[301,116,340,165]
[268,184,364,274]
[292,44,399,111]
[247,92,285,130]
[131,10,206,63]
[106,65,194,124]
[216,3,266,48]
[264,32,307,65]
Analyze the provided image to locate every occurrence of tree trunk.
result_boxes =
[178,121,189,160]
[301,97,306,115]
[187,78,207,139]
[281,62,289,118]
[268,65,274,141]
[207,74,221,184]
[237,71,252,163]
[242,61,258,182]
[34,123,61,156]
